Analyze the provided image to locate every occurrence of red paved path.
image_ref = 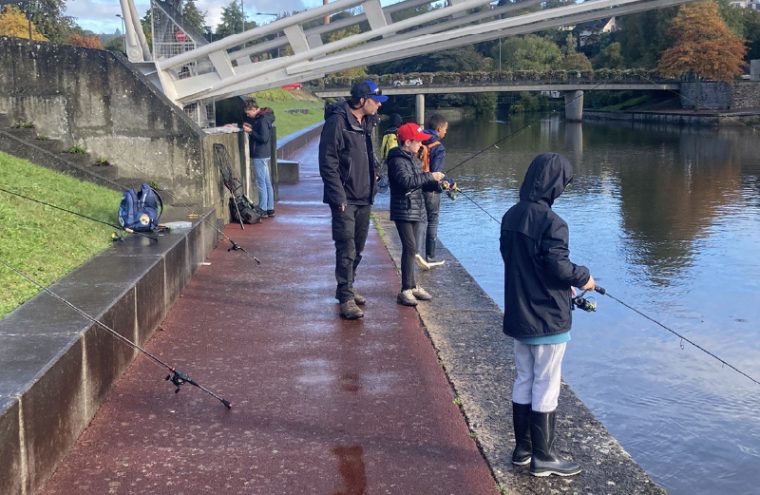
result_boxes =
[40,140,498,495]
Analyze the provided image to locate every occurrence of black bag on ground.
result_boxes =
[229,196,261,224]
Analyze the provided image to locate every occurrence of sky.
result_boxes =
[64,0,323,34]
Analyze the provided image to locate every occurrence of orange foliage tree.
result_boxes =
[657,0,745,81]
[0,5,48,41]
[67,33,102,49]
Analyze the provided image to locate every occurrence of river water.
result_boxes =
[433,114,760,495]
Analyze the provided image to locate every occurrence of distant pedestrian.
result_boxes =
[243,99,276,218]
[387,123,445,306]
[500,152,595,477]
[319,80,387,320]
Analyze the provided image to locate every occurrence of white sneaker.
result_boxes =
[412,286,432,301]
[397,289,418,306]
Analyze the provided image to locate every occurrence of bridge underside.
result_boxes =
[119,0,695,110]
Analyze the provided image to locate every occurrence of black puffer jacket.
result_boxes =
[500,153,590,339]
[244,108,275,159]
[387,146,439,222]
[318,101,376,206]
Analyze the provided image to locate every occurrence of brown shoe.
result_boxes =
[354,292,367,306]
[340,300,364,320]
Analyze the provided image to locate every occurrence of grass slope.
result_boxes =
[251,88,325,137]
[0,151,122,317]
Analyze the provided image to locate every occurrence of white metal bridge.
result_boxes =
[119,0,695,121]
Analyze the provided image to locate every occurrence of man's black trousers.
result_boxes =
[331,203,371,303]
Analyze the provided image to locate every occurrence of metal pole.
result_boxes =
[116,14,127,52]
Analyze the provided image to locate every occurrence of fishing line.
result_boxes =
[0,186,158,242]
[593,286,760,387]
[0,259,233,408]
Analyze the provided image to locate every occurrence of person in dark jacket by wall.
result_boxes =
[500,153,596,477]
[242,99,276,218]
[388,123,445,306]
[319,80,387,320]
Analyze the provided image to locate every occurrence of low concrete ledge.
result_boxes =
[277,159,300,184]
[374,211,665,494]
[0,207,219,495]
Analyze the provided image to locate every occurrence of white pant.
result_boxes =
[512,341,566,412]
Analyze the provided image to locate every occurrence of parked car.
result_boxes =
[392,78,423,87]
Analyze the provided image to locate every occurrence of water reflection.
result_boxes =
[438,114,760,495]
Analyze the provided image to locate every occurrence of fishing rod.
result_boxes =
[0,259,233,409]
[0,186,160,242]
[584,285,760,387]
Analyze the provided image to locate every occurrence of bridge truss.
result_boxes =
[118,0,695,119]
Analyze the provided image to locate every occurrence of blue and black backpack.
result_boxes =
[118,183,163,232]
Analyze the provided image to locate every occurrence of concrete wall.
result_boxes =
[680,81,760,110]
[0,37,245,212]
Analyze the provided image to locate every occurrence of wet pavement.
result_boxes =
[39,140,499,495]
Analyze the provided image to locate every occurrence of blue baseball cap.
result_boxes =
[350,80,388,103]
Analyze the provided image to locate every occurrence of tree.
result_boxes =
[25,0,74,43]
[215,0,255,39]
[617,8,678,68]
[657,0,746,81]
[592,41,625,69]
[559,33,592,71]
[0,5,47,41]
[493,34,562,71]
[66,33,101,49]
[182,0,206,35]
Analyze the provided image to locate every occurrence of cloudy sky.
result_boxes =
[64,0,321,34]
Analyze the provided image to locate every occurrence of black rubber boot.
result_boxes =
[511,402,532,466]
[529,410,581,477]
[425,237,437,261]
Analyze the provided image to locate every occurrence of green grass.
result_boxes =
[251,88,325,137]
[0,151,122,317]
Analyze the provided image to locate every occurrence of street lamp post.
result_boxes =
[115,14,126,53]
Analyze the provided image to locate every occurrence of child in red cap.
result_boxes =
[386,123,445,306]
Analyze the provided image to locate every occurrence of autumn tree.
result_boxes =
[658,0,746,81]
[66,33,102,49]
[0,5,47,41]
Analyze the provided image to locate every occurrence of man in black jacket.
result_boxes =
[319,80,387,320]
[500,153,595,477]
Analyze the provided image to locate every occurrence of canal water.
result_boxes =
[434,115,760,495]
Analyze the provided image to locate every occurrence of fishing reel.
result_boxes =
[166,369,194,393]
[572,292,597,312]
[441,180,461,200]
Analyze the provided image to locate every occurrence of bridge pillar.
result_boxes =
[415,94,425,126]
[564,90,584,122]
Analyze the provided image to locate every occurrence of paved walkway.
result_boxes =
[40,140,498,495]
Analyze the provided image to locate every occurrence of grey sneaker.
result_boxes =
[340,300,364,319]
[397,289,418,306]
[412,286,432,301]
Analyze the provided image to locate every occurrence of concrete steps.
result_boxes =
[0,114,122,192]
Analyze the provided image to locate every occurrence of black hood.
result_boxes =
[256,107,275,123]
[518,153,573,206]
